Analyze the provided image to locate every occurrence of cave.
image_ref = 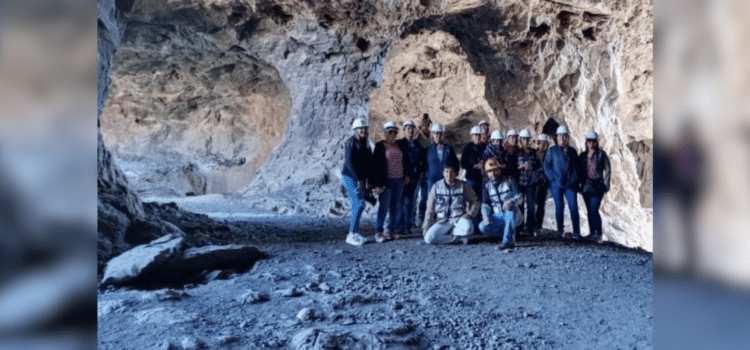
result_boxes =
[97,0,653,347]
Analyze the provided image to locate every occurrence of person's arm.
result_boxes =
[343,138,360,182]
[463,182,480,218]
[422,185,437,233]
[543,148,555,185]
[418,145,428,175]
[601,150,611,191]
[371,142,387,188]
[402,145,413,183]
[448,145,460,167]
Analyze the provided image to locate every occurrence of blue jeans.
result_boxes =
[519,184,537,232]
[549,185,580,236]
[479,211,517,244]
[342,174,365,234]
[376,178,404,233]
[583,192,604,236]
[397,179,418,233]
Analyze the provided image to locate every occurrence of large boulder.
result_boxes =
[101,233,185,287]
[178,244,267,272]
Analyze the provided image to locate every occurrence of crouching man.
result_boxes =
[479,158,523,250]
[422,160,479,244]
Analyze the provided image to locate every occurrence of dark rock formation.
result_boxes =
[101,233,267,288]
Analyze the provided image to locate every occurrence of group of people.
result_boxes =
[341,115,611,249]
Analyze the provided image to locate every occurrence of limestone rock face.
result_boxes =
[99,0,652,250]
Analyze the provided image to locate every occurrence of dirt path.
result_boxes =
[98,201,653,349]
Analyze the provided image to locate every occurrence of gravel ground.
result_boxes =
[98,197,653,349]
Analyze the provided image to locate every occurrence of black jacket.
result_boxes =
[396,138,427,179]
[577,149,611,192]
[461,142,487,182]
[342,136,373,183]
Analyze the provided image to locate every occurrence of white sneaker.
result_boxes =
[346,232,367,246]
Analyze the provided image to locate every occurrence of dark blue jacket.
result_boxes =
[397,138,427,180]
[341,136,373,183]
[543,145,580,189]
[461,142,487,182]
[426,143,459,184]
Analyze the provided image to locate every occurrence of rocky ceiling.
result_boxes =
[99,0,652,250]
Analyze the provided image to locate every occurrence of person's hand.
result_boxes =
[462,213,471,219]
[404,175,410,185]
[372,187,384,196]
[502,202,512,211]
[483,219,490,226]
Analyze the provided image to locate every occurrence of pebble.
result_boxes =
[180,336,205,350]
[296,307,316,321]
[237,290,270,304]
[216,334,239,345]
[277,286,303,297]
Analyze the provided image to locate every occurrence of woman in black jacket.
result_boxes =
[578,130,611,243]
[341,118,374,246]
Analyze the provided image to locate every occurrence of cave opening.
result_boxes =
[100,27,291,200]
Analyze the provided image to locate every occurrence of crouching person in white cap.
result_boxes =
[422,160,479,245]
[479,158,522,250]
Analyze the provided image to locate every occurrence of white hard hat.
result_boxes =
[351,118,369,130]
[478,119,490,126]
[470,126,483,135]
[383,121,398,132]
[537,134,550,142]
[490,129,504,140]
[402,119,417,129]
[430,123,445,133]
[585,130,598,140]
[506,129,518,137]
[556,125,569,134]
[519,129,532,138]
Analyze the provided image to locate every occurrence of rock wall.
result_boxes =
[101,20,291,195]
[99,0,652,250]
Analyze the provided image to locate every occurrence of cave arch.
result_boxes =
[100,21,291,198]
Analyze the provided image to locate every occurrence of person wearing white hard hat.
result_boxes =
[425,123,459,195]
[341,117,375,246]
[422,160,479,245]
[395,119,427,237]
[543,125,581,239]
[578,130,610,243]
[477,119,491,143]
[414,114,433,226]
[482,129,511,172]
[462,126,488,202]
[479,158,523,250]
[416,113,433,148]
[533,133,551,230]
[504,128,520,156]
[515,128,543,236]
[371,121,413,243]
